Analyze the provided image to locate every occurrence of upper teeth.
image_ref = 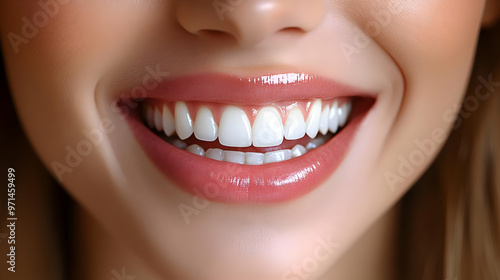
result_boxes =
[144,99,352,148]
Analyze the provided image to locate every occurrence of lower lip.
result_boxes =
[125,100,372,203]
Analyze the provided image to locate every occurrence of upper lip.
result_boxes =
[125,72,376,104]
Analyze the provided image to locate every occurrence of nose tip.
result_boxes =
[176,0,326,47]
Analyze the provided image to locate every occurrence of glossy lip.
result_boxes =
[120,73,376,203]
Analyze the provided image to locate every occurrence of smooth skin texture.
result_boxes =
[1,1,499,279]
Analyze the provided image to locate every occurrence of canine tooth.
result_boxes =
[245,152,264,165]
[171,139,187,150]
[206,148,224,161]
[146,105,155,129]
[306,138,326,150]
[338,101,352,127]
[284,108,306,140]
[329,101,339,133]
[162,104,175,136]
[264,150,292,164]
[154,107,163,131]
[186,144,205,156]
[252,107,284,147]
[224,151,246,164]
[219,106,252,147]
[291,145,307,158]
[319,104,330,135]
[194,107,218,142]
[175,102,193,140]
[306,99,322,138]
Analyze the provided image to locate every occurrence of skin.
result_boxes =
[1,1,499,279]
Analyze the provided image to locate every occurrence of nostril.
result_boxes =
[279,27,305,34]
[197,30,236,42]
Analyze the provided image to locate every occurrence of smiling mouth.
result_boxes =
[121,73,375,203]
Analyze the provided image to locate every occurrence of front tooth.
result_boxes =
[175,102,193,140]
[154,107,163,131]
[329,101,339,133]
[245,152,264,165]
[162,104,175,136]
[306,99,322,138]
[146,105,155,129]
[186,144,205,156]
[291,145,307,158]
[252,107,284,147]
[264,150,292,164]
[319,104,330,135]
[284,108,306,140]
[338,102,352,127]
[194,107,218,142]
[219,106,252,147]
[206,148,224,161]
[224,151,246,164]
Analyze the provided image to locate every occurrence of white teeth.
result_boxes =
[170,138,328,164]
[194,107,218,142]
[245,152,264,165]
[145,99,353,158]
[329,101,339,133]
[154,107,163,131]
[175,102,193,140]
[252,107,284,147]
[224,151,246,164]
[338,102,352,127]
[319,104,330,135]
[284,108,307,140]
[186,144,205,156]
[264,150,292,164]
[206,148,224,161]
[306,99,322,138]
[219,106,252,147]
[146,105,155,129]
[291,144,307,158]
[162,105,175,137]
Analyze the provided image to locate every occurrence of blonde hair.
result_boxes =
[400,21,500,280]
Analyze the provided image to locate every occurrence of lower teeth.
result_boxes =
[165,134,331,165]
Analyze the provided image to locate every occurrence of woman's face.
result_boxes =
[0,1,491,278]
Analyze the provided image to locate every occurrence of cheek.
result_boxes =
[0,1,155,201]
[370,1,484,187]
[390,1,484,133]
[1,2,158,73]
[390,1,484,74]
[0,1,158,159]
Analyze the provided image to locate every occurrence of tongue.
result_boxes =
[162,134,332,153]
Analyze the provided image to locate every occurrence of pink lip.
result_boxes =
[120,73,375,203]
